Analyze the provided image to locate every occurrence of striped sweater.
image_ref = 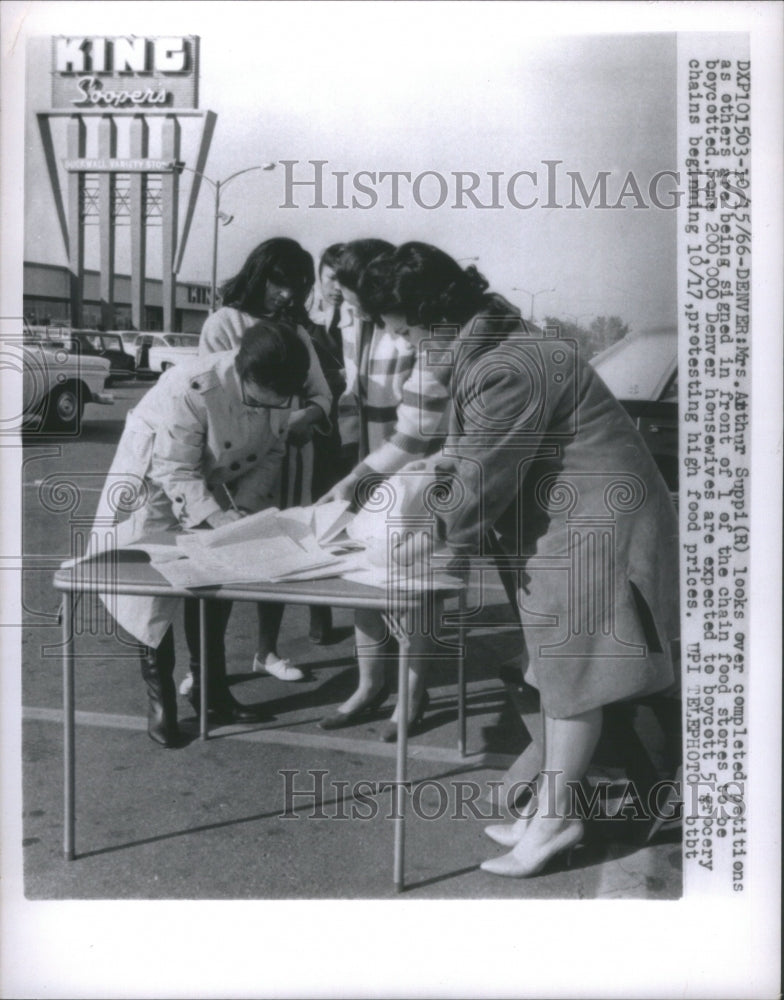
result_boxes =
[344,314,453,477]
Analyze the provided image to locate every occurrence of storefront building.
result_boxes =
[23,260,211,333]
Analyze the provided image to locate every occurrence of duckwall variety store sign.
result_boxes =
[51,35,199,109]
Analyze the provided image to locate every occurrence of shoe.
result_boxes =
[379,690,430,743]
[484,820,529,847]
[189,690,266,725]
[252,653,305,682]
[480,821,583,878]
[319,683,390,730]
[308,606,333,645]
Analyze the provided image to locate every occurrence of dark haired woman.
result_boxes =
[198,237,332,682]
[318,239,454,736]
[91,320,312,746]
[355,242,679,875]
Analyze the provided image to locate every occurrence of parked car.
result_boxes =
[68,330,136,382]
[22,341,114,433]
[118,331,142,354]
[589,325,678,495]
[132,332,200,375]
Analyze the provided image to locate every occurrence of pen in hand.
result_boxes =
[222,483,246,518]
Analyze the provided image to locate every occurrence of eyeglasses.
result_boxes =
[241,382,292,409]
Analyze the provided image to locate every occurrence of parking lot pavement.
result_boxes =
[18,383,682,899]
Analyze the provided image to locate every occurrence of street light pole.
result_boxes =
[177,162,276,312]
[211,181,221,312]
[512,286,556,322]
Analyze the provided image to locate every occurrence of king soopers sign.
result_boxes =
[51,35,199,109]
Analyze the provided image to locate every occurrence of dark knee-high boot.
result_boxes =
[308,605,333,644]
[140,627,183,747]
[183,599,265,724]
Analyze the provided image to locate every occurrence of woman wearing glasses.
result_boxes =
[92,319,311,747]
[198,237,333,683]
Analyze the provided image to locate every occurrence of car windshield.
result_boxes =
[75,334,102,350]
[162,335,200,348]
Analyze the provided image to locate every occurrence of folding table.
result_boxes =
[53,557,466,891]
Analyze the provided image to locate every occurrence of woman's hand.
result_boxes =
[316,473,358,505]
[285,405,322,446]
[391,531,432,567]
[205,509,243,529]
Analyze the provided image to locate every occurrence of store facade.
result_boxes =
[23,260,210,333]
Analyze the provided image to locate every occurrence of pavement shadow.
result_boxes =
[72,802,304,860]
[75,757,505,861]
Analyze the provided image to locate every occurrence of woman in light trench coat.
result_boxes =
[355,243,680,877]
[92,319,311,747]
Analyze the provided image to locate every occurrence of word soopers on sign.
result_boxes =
[51,36,199,110]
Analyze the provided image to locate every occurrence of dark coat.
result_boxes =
[436,300,679,718]
[306,315,357,498]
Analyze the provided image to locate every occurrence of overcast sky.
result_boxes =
[19,6,677,331]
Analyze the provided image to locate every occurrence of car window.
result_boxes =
[163,334,199,348]
[72,335,100,352]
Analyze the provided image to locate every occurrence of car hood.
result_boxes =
[590,326,676,401]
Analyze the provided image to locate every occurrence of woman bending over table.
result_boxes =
[356,242,680,876]
[92,320,310,747]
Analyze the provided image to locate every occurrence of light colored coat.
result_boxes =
[200,306,333,506]
[92,352,288,646]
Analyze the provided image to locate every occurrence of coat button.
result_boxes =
[230,462,241,471]
[175,496,183,503]
[246,454,257,462]
[191,381,200,390]
[224,441,232,449]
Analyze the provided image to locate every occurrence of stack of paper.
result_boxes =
[62,499,461,593]
[160,503,358,587]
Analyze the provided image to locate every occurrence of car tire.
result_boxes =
[44,382,84,433]
[160,362,172,371]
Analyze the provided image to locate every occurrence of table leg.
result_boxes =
[394,624,410,893]
[62,592,75,861]
[199,599,208,740]
[457,589,467,757]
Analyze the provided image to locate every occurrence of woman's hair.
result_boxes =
[334,239,395,292]
[358,242,490,329]
[235,317,310,396]
[219,237,315,322]
[318,243,346,276]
